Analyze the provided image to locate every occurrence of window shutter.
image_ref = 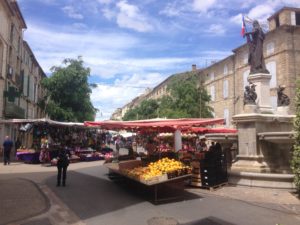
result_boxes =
[223,80,228,99]
[23,75,28,96]
[210,85,215,101]
[266,61,277,88]
[224,109,229,127]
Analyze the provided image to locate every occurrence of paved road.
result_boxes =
[1,161,300,225]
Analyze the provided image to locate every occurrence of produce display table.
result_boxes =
[16,152,40,164]
[106,160,191,203]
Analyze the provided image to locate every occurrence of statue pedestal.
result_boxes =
[243,104,257,114]
[248,73,273,113]
[277,106,289,115]
[232,114,294,172]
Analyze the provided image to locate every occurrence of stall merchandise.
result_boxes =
[5,118,113,165]
[106,159,191,203]
[16,149,40,164]
[121,158,191,184]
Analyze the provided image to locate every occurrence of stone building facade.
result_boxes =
[113,7,300,127]
[0,0,47,144]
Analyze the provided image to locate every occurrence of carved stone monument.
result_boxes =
[230,20,295,189]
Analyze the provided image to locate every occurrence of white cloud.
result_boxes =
[18,0,58,5]
[248,4,275,21]
[205,24,226,35]
[91,72,166,120]
[159,1,184,17]
[62,5,84,19]
[23,22,196,78]
[230,13,243,25]
[23,22,139,74]
[97,0,113,4]
[102,7,116,20]
[193,0,216,13]
[116,0,153,32]
[71,23,88,30]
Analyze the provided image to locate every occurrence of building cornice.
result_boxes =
[268,7,300,21]
[10,1,27,29]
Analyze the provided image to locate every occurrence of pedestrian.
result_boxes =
[56,147,70,187]
[3,136,13,165]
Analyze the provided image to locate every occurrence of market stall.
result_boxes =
[3,118,112,164]
[84,118,233,195]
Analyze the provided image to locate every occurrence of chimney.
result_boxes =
[192,64,197,71]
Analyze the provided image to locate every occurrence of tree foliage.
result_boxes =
[41,57,97,122]
[123,99,159,121]
[123,72,213,121]
[292,82,300,194]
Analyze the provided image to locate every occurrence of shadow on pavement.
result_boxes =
[46,171,201,220]
[183,216,236,225]
[0,178,50,225]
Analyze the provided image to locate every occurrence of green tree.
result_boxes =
[123,99,159,121]
[41,57,97,122]
[162,74,213,118]
[292,83,300,194]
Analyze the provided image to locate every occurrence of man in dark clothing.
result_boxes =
[3,136,13,165]
[56,148,70,187]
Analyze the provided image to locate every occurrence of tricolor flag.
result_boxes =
[241,15,245,37]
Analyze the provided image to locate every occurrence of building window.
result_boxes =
[243,70,249,88]
[266,42,275,56]
[275,16,280,27]
[266,61,277,88]
[224,108,229,127]
[224,65,228,75]
[291,11,296,25]
[23,74,28,96]
[10,24,14,42]
[223,80,229,99]
[210,72,215,81]
[296,12,300,25]
[210,85,215,101]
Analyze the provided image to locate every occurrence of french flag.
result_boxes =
[241,15,245,37]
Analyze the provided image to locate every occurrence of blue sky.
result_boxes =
[18,0,300,120]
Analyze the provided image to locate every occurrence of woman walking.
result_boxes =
[56,147,69,187]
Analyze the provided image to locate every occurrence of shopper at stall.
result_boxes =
[198,138,208,152]
[115,136,121,154]
[145,139,156,155]
[2,136,13,165]
[56,147,70,187]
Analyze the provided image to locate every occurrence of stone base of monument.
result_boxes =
[243,104,257,113]
[231,113,295,189]
[277,106,289,115]
[231,156,269,173]
[228,171,295,189]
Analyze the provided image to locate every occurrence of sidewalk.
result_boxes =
[0,178,49,225]
[188,185,300,214]
[0,161,299,225]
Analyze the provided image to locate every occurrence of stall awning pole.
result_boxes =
[174,129,182,152]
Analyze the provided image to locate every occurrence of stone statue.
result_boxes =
[244,20,269,75]
[244,83,257,105]
[277,85,290,106]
